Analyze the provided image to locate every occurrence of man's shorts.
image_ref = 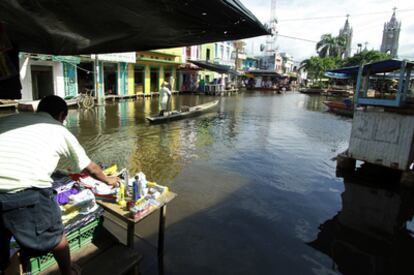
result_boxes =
[0,188,63,270]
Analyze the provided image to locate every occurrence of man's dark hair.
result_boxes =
[37,95,68,120]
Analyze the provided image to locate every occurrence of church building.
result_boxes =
[380,8,401,58]
[339,15,353,58]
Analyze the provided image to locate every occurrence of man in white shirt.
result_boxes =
[159,81,172,116]
[0,95,118,275]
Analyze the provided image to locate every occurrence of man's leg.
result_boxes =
[0,221,12,273]
[52,235,76,275]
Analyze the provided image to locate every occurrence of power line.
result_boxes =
[277,34,317,43]
[278,8,414,22]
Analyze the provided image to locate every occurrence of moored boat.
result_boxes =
[326,86,353,96]
[146,100,219,123]
[323,99,353,117]
[300,88,326,95]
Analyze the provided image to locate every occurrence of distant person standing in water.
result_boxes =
[159,81,172,116]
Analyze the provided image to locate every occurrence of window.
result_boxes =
[206,49,210,61]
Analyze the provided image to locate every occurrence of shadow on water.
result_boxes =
[309,164,414,275]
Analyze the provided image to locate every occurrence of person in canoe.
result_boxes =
[159,81,172,116]
[0,95,119,275]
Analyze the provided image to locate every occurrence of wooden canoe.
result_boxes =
[146,100,219,123]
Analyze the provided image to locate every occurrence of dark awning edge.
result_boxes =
[189,60,241,75]
[327,59,414,76]
[0,0,270,55]
[245,70,282,77]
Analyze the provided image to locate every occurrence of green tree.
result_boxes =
[316,34,347,58]
[301,56,338,86]
[341,50,391,66]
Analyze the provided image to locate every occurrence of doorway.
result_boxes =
[150,67,159,93]
[103,63,118,95]
[31,65,54,100]
[77,62,94,94]
[134,65,145,93]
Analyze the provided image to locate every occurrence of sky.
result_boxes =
[240,0,414,62]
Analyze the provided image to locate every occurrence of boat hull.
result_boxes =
[323,100,353,117]
[146,100,219,123]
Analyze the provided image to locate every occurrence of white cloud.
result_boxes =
[240,0,414,61]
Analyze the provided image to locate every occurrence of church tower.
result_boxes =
[380,8,401,58]
[339,15,353,58]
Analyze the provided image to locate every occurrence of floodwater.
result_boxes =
[62,92,414,274]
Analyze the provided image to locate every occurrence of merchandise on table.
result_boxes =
[127,172,169,219]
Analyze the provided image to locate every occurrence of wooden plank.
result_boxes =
[81,244,142,275]
[348,109,414,170]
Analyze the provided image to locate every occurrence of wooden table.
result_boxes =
[97,192,176,274]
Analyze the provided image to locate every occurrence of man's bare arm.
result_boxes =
[83,162,119,186]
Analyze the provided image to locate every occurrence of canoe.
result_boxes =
[323,100,353,117]
[146,100,219,123]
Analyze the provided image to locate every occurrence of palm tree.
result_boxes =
[316,34,346,58]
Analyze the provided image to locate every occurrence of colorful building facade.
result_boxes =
[129,49,182,94]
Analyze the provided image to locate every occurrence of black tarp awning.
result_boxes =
[189,60,240,75]
[0,0,269,55]
[327,59,414,76]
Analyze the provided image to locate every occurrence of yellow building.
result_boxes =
[198,43,215,83]
[127,49,182,95]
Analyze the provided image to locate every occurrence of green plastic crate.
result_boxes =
[30,218,102,274]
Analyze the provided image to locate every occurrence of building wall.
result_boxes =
[62,63,78,97]
[199,43,216,81]
[152,48,182,63]
[135,62,179,93]
[214,42,234,67]
[127,64,134,95]
[19,57,65,100]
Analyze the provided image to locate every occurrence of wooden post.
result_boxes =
[127,222,135,249]
[158,205,167,275]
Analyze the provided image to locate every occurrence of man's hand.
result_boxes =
[105,176,120,187]
[85,162,121,187]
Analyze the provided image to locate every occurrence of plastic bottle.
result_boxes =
[132,175,139,202]
[124,170,130,197]
[117,182,126,207]
[137,172,147,197]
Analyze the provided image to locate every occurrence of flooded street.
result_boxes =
[60,92,411,274]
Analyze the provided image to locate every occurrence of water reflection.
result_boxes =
[304,94,326,112]
[66,96,219,184]
[309,164,414,275]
